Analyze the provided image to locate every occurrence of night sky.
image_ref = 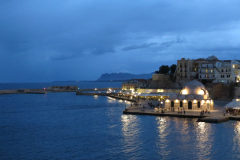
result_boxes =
[1,0,240,82]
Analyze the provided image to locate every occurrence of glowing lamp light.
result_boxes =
[95,88,97,90]
[44,88,46,90]
[183,100,187,103]
[193,100,197,103]
[207,100,210,103]
[175,99,179,102]
[198,90,204,95]
[166,99,170,102]
[182,89,187,95]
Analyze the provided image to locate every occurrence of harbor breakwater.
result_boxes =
[0,86,122,95]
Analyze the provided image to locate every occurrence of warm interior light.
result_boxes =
[207,100,210,103]
[183,100,187,103]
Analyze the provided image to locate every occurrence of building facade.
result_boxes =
[165,80,214,110]
[175,58,195,81]
[176,55,240,84]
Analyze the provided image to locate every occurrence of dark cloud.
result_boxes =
[122,43,157,51]
[1,0,240,82]
[161,37,186,47]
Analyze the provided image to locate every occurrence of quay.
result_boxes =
[114,97,240,123]
[0,87,122,95]
[77,87,121,92]
[76,87,121,95]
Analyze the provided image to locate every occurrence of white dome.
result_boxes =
[181,80,206,95]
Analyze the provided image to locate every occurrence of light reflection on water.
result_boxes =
[195,122,213,160]
[121,115,140,157]
[233,122,240,159]
[155,117,171,157]
[93,95,98,100]
[2,93,240,159]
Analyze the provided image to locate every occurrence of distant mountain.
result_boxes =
[96,73,153,81]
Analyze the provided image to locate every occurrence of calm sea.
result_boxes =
[0,82,240,159]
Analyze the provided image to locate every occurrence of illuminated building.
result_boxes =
[165,80,214,110]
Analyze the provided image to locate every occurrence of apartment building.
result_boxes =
[176,55,240,84]
[175,58,195,81]
[231,60,240,82]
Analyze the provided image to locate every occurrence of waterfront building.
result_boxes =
[231,60,240,83]
[211,60,232,83]
[122,79,147,92]
[165,80,214,110]
[176,55,240,84]
[175,58,196,81]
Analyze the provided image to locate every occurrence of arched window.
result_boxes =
[188,101,192,109]
[198,101,200,108]
[171,101,174,107]
[180,101,183,107]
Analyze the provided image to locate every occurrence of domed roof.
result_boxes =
[181,80,206,95]
[184,80,205,88]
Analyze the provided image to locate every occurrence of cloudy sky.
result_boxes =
[1,0,240,82]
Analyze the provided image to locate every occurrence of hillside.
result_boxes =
[96,73,153,81]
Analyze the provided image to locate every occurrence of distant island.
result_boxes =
[96,72,153,81]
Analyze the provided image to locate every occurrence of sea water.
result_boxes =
[0,82,240,159]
